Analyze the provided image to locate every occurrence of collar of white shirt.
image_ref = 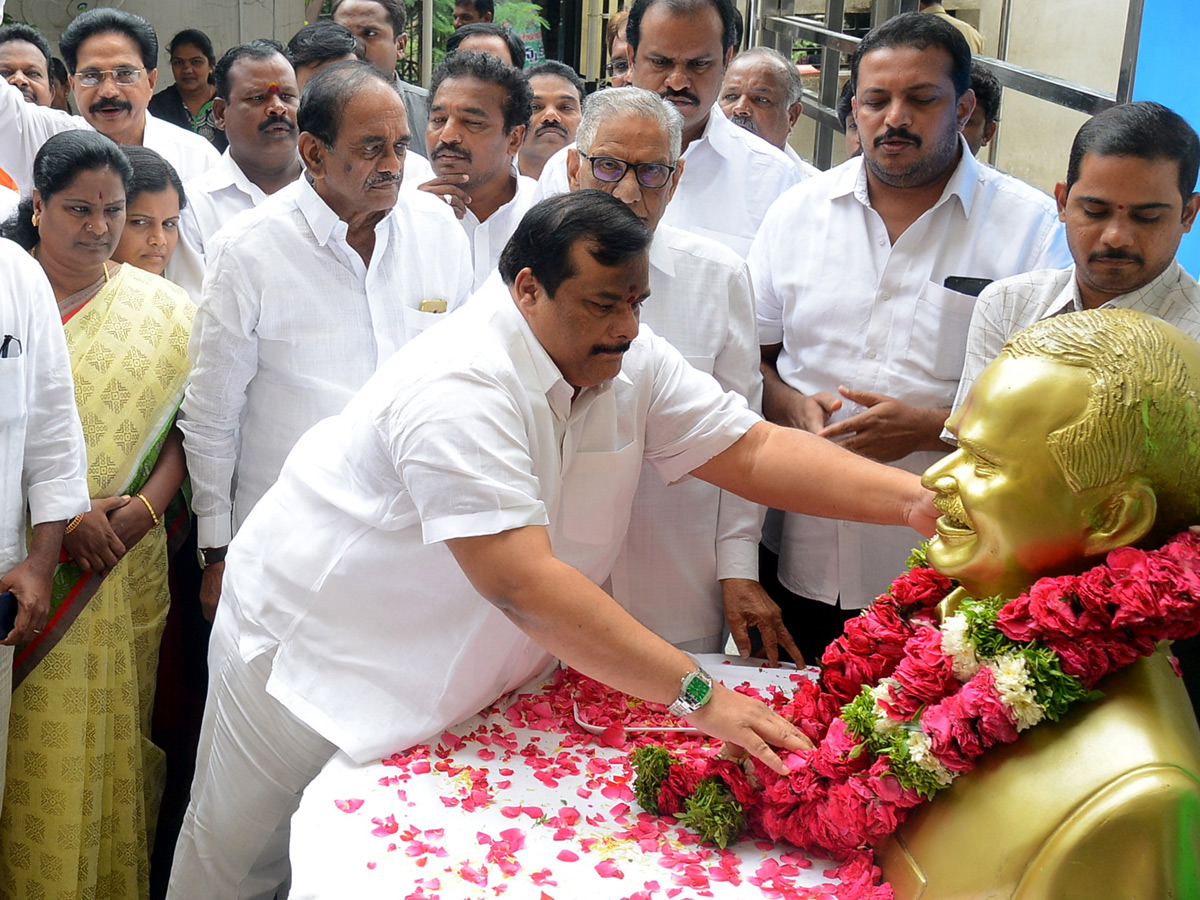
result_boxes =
[293,174,394,248]
[207,149,271,203]
[843,134,980,217]
[648,225,676,277]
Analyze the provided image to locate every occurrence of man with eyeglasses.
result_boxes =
[565,87,803,665]
[0,9,218,193]
[536,0,797,258]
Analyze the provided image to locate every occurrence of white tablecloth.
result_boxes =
[290,655,843,899]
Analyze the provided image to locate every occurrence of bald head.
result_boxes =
[718,47,803,150]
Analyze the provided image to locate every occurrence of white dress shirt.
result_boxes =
[0,241,89,573]
[460,174,538,290]
[535,107,798,258]
[220,279,760,762]
[0,81,219,192]
[180,177,472,548]
[606,224,764,649]
[784,143,821,181]
[751,142,1071,608]
[951,259,1200,424]
[180,150,273,261]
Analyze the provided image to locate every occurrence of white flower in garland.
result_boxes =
[906,731,955,786]
[986,652,1045,731]
[939,614,981,681]
[870,680,902,734]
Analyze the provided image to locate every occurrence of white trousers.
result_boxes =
[166,608,336,900]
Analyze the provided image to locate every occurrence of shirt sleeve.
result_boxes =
[710,259,764,581]
[389,366,549,546]
[22,264,89,524]
[749,202,786,346]
[944,280,1010,444]
[178,237,261,547]
[0,80,87,191]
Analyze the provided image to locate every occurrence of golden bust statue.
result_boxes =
[877,308,1200,899]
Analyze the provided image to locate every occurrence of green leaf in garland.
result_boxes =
[630,745,676,815]
[1017,645,1099,720]
[960,594,1012,659]
[842,687,881,743]
[676,777,745,848]
[906,541,931,570]
[882,732,947,799]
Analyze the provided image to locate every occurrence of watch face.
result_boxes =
[683,672,713,706]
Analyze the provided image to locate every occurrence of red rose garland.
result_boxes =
[634,532,1200,887]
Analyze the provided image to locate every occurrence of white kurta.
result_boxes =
[221,278,761,762]
[751,141,1071,609]
[606,224,763,649]
[535,107,798,258]
[952,259,1200,418]
[0,81,219,192]
[459,174,538,290]
[179,177,472,548]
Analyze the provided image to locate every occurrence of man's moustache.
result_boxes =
[259,115,296,133]
[432,144,470,163]
[17,85,37,104]
[536,122,568,138]
[366,172,402,187]
[590,340,633,356]
[1090,250,1145,264]
[730,114,758,135]
[89,99,133,114]
[874,127,921,148]
[661,89,700,106]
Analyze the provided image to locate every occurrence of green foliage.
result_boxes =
[880,731,947,799]
[959,593,1010,659]
[1018,645,1099,720]
[630,745,675,815]
[842,686,882,743]
[906,541,931,570]
[676,778,745,848]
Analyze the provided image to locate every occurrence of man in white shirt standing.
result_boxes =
[0,242,89,816]
[752,13,1070,663]
[178,40,303,262]
[0,23,53,107]
[537,0,797,258]
[518,59,585,180]
[566,87,802,663]
[420,50,537,290]
[179,61,471,620]
[719,46,820,181]
[956,100,1200,405]
[166,190,936,899]
[0,10,218,193]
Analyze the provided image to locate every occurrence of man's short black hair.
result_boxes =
[850,12,971,98]
[626,0,741,60]
[836,77,854,130]
[525,59,586,107]
[332,0,407,36]
[1066,100,1200,201]
[167,28,216,67]
[288,21,363,69]
[299,59,397,147]
[970,62,1001,125]
[499,190,650,297]
[446,22,526,69]
[431,49,532,133]
[60,8,158,73]
[456,0,495,17]
[0,23,52,65]
[214,39,291,102]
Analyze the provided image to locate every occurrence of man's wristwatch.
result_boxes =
[667,668,715,718]
[197,546,228,570]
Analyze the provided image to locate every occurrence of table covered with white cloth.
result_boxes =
[289,655,847,899]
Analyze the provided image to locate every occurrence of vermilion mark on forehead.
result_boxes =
[626,285,639,304]
[268,82,279,94]
[1117,204,1124,209]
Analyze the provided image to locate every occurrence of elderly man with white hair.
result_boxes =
[719,46,819,179]
[565,86,803,663]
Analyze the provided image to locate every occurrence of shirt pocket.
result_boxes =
[560,441,641,545]
[401,303,450,341]
[908,282,977,382]
[0,357,27,425]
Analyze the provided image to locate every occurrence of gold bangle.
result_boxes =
[135,492,161,527]
[64,513,84,535]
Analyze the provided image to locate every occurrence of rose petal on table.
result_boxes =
[556,849,579,862]
[335,798,364,813]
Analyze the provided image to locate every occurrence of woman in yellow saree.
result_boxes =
[0,131,195,898]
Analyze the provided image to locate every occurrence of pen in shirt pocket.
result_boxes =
[0,335,22,358]
[419,299,448,314]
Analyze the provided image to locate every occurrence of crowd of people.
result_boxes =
[1,0,1198,897]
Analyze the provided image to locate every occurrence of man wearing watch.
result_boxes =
[168,191,937,898]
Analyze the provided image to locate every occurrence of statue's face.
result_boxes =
[923,354,1102,599]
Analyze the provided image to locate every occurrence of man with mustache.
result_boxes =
[0,10,218,194]
[421,50,535,290]
[751,13,1069,665]
[177,41,304,263]
[0,23,52,107]
[180,62,471,620]
[535,0,797,258]
[518,60,585,179]
[718,46,819,180]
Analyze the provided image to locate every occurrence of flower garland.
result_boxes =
[632,532,1200,870]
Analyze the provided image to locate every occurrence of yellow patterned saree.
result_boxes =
[0,264,194,900]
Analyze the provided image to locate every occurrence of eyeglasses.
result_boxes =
[580,153,676,189]
[75,67,146,87]
[606,58,630,78]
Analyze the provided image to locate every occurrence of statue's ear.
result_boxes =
[1082,480,1157,556]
